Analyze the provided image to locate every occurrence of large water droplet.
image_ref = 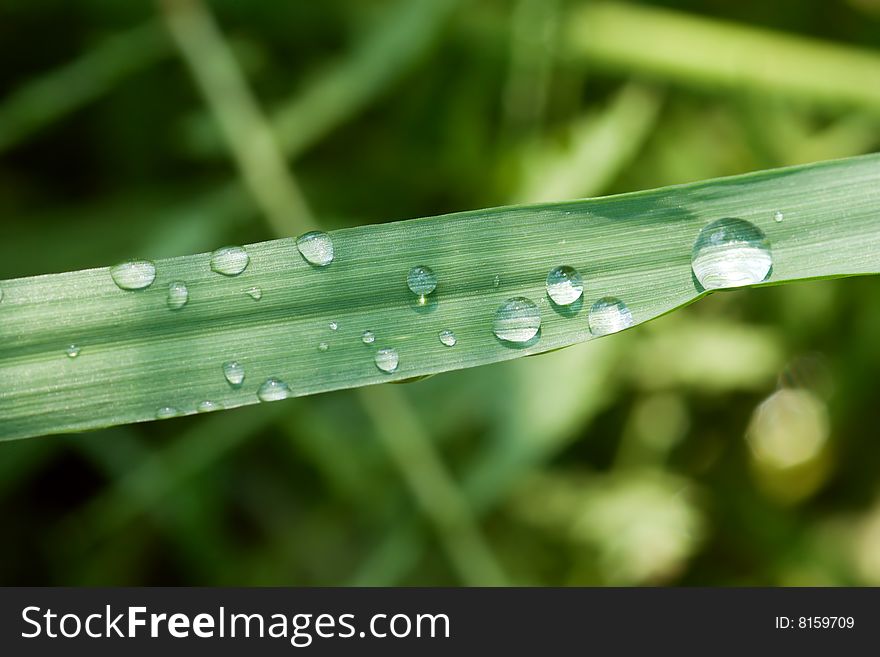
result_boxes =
[439,329,457,347]
[211,246,249,276]
[66,344,80,358]
[257,377,291,402]
[156,406,180,420]
[545,265,584,305]
[245,286,262,300]
[588,296,634,336]
[374,347,399,373]
[296,231,334,266]
[493,297,541,344]
[197,400,222,413]
[362,330,375,344]
[110,260,156,290]
[691,218,772,290]
[222,360,245,387]
[407,265,437,297]
[166,281,189,310]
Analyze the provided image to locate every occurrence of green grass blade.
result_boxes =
[565,2,880,113]
[2,154,879,440]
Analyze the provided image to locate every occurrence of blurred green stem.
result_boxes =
[159,0,315,236]
[565,2,880,113]
[0,22,170,153]
[358,386,509,586]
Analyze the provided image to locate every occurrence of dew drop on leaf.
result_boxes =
[493,297,541,344]
[374,347,399,373]
[156,406,180,419]
[296,231,334,266]
[691,218,772,290]
[210,246,249,276]
[407,265,437,297]
[588,296,634,336]
[257,377,291,402]
[545,265,584,306]
[222,360,245,387]
[362,330,375,345]
[439,329,457,347]
[110,260,156,290]
[166,281,189,310]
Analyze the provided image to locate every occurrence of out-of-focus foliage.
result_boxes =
[1,0,879,585]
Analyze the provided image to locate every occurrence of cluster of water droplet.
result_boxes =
[118,212,778,416]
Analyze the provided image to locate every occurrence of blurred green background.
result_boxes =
[2,0,880,586]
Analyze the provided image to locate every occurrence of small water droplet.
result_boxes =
[545,265,584,305]
[329,321,338,331]
[296,231,334,266]
[222,360,245,387]
[156,406,180,419]
[493,275,500,288]
[210,246,249,276]
[374,347,399,373]
[318,342,329,352]
[66,344,80,358]
[166,281,189,310]
[362,330,375,344]
[110,260,156,290]
[773,210,784,223]
[257,377,291,402]
[691,218,772,290]
[439,329,457,347]
[407,265,437,298]
[493,297,541,344]
[197,400,222,413]
[245,286,262,300]
[588,296,634,336]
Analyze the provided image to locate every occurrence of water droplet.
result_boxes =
[197,400,221,413]
[493,297,541,344]
[66,344,80,358]
[296,231,334,266]
[156,406,180,419]
[329,321,338,331]
[257,377,291,402]
[110,260,156,290]
[222,360,245,387]
[374,347,399,373]
[545,265,584,306]
[493,275,500,288]
[210,246,249,276]
[166,281,189,310]
[691,218,772,290]
[588,296,634,336]
[439,329,457,347]
[406,265,437,298]
[245,286,262,300]
[773,210,784,223]
[318,342,329,352]
[362,330,375,344]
